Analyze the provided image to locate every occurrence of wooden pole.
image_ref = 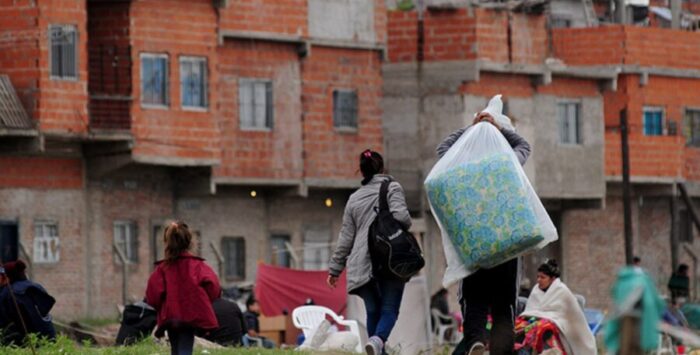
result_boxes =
[621,108,634,265]
[671,193,680,271]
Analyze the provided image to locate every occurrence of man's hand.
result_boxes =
[473,112,501,130]
[327,275,338,289]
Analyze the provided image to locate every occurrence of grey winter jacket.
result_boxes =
[436,126,531,164]
[328,174,412,292]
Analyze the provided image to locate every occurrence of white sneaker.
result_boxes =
[365,336,384,355]
[468,342,486,355]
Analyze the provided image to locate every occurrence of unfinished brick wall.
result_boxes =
[215,40,304,180]
[0,2,40,124]
[604,75,700,180]
[87,1,131,130]
[0,188,87,318]
[552,26,626,66]
[301,46,383,179]
[129,0,220,162]
[36,0,89,133]
[0,157,83,189]
[88,169,174,316]
[219,0,307,36]
[387,8,545,64]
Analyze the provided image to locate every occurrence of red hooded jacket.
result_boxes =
[145,253,221,331]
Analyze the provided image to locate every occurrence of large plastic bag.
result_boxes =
[425,122,558,287]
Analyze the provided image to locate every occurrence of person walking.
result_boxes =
[327,149,413,355]
[436,109,531,355]
[146,221,221,355]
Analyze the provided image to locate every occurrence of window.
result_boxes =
[333,89,358,130]
[141,54,168,106]
[239,79,273,130]
[685,109,700,146]
[50,25,77,79]
[34,221,59,264]
[114,221,138,263]
[643,107,664,136]
[180,57,207,109]
[222,237,245,280]
[303,226,331,270]
[152,224,164,265]
[558,102,581,144]
[550,17,572,28]
[270,234,291,268]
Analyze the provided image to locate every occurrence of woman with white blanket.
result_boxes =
[516,260,597,355]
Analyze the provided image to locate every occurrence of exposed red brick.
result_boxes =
[219,0,308,36]
[0,157,83,189]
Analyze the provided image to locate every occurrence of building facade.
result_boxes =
[0,0,386,318]
[383,1,700,309]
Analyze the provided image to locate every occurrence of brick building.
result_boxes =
[0,0,385,318]
[384,1,700,308]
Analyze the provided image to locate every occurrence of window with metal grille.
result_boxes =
[558,102,581,144]
[303,226,331,270]
[222,237,245,280]
[141,54,168,106]
[239,79,273,130]
[34,221,59,264]
[180,57,207,109]
[270,234,291,268]
[50,25,77,79]
[643,107,664,136]
[685,109,700,146]
[114,221,138,263]
[333,89,358,130]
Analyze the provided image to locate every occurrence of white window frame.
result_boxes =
[49,24,78,81]
[238,78,273,131]
[558,101,582,145]
[179,56,208,111]
[643,106,666,136]
[33,220,60,264]
[140,53,170,109]
[332,89,359,132]
[114,220,138,264]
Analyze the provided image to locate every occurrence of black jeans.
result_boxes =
[454,258,518,355]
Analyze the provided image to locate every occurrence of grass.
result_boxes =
[0,336,307,355]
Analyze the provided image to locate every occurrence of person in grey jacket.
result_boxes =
[437,112,531,355]
[327,149,412,355]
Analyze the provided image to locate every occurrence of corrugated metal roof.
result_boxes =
[0,75,32,129]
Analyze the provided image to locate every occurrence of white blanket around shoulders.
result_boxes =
[521,278,597,355]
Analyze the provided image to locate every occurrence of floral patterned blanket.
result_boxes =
[425,153,543,269]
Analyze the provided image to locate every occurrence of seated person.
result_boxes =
[205,294,247,347]
[516,260,597,355]
[0,260,56,346]
[662,297,689,328]
[669,264,690,302]
[242,297,275,349]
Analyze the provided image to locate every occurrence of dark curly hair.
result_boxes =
[537,259,561,278]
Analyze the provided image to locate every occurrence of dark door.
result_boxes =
[0,222,19,263]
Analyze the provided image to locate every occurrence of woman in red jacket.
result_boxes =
[146,221,221,355]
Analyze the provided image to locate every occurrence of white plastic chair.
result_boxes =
[431,309,459,345]
[292,305,363,353]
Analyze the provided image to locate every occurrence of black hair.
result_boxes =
[679,264,690,274]
[633,256,641,264]
[360,150,384,185]
[537,259,561,278]
[246,295,257,308]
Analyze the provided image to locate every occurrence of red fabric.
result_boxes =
[145,253,221,330]
[255,263,347,317]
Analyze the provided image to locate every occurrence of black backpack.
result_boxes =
[368,179,425,282]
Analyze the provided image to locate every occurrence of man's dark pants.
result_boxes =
[453,258,518,355]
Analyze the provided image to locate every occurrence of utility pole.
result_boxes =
[615,0,627,24]
[621,108,633,265]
